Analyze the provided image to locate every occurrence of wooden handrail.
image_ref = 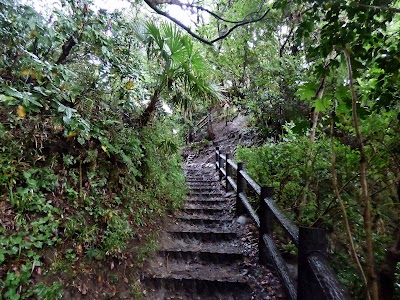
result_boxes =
[264,197,299,246]
[185,113,214,144]
[214,147,349,300]
[239,170,261,195]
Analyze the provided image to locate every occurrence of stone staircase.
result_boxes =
[141,163,277,299]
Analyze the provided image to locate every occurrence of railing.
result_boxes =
[215,147,349,300]
[185,113,212,144]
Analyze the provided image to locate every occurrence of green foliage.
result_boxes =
[137,21,223,118]
[0,1,189,297]
[236,112,400,297]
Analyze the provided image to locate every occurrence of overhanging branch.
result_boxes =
[143,0,271,45]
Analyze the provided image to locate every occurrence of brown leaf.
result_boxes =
[76,244,83,255]
[77,283,88,295]
[109,285,116,296]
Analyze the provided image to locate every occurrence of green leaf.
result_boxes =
[314,97,331,112]
[24,93,43,108]
[296,82,318,101]
[0,94,16,102]
[2,85,23,99]
[33,241,43,249]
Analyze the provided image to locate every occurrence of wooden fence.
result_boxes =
[185,113,212,144]
[215,147,349,300]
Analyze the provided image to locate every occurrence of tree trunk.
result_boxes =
[206,112,215,141]
[330,116,369,290]
[139,88,161,126]
[308,76,326,142]
[344,49,379,300]
[379,229,400,300]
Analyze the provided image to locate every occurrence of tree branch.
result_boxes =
[164,1,258,24]
[55,36,78,64]
[353,3,400,13]
[143,0,270,45]
[55,3,88,65]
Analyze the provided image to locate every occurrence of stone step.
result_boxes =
[189,192,224,198]
[157,234,241,252]
[142,276,252,300]
[157,249,243,265]
[184,202,230,210]
[189,186,221,192]
[185,198,230,206]
[186,176,217,180]
[186,179,219,183]
[168,229,237,242]
[177,215,232,227]
[169,221,234,232]
[143,260,248,282]
[182,207,230,217]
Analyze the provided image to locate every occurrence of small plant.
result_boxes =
[34,282,63,300]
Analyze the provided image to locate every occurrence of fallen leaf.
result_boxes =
[78,283,88,295]
[109,285,116,296]
[76,244,83,255]
[67,131,77,141]
[110,261,114,270]
[126,81,134,90]
[17,105,26,118]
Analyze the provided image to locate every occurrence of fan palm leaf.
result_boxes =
[139,21,224,124]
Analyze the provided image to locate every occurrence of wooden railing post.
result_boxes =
[236,162,245,216]
[218,151,224,181]
[259,186,274,265]
[188,126,193,143]
[298,227,328,300]
[226,153,232,192]
[215,147,219,171]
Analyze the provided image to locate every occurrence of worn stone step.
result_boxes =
[142,276,252,300]
[189,186,221,192]
[169,221,234,232]
[189,192,224,198]
[187,185,219,190]
[143,260,247,282]
[158,249,243,265]
[158,234,241,252]
[185,198,230,205]
[184,202,230,210]
[186,176,217,180]
[177,215,231,226]
[182,207,230,217]
[186,178,219,186]
[168,229,237,242]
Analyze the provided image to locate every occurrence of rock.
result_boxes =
[236,215,249,225]
[286,262,298,281]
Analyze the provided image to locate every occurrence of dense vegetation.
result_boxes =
[1,0,400,299]
[195,0,400,299]
[0,0,221,298]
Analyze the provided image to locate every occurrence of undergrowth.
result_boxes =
[236,120,400,299]
[0,108,186,299]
